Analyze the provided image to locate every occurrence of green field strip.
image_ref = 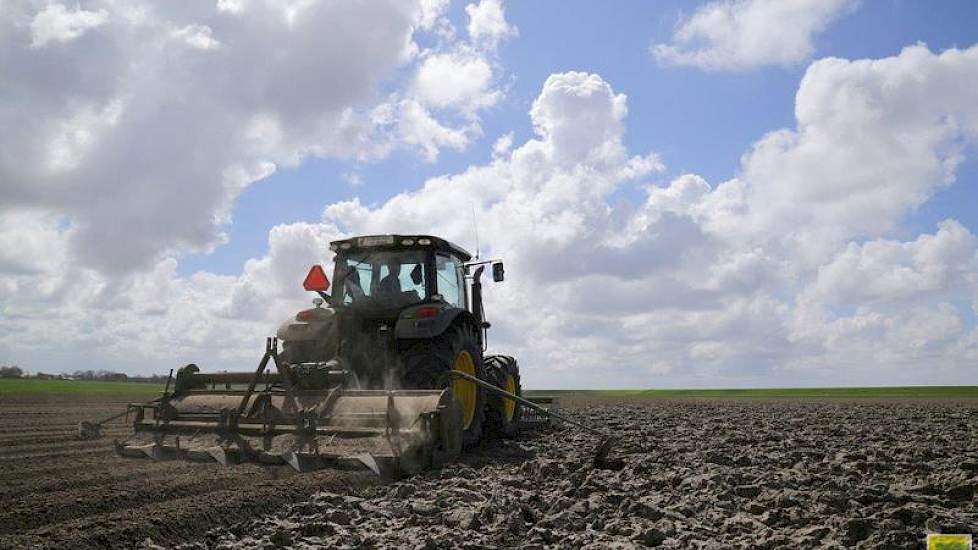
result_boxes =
[523,386,978,399]
[0,379,165,396]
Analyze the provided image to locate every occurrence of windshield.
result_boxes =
[334,249,428,310]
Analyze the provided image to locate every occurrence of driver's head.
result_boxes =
[385,259,400,278]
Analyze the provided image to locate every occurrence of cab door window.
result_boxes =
[435,254,464,308]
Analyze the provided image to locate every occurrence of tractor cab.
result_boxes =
[285,234,499,392]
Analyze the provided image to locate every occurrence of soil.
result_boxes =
[170,397,978,549]
[1,394,976,549]
[0,394,376,549]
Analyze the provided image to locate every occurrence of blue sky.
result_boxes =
[2,0,978,387]
[181,0,978,278]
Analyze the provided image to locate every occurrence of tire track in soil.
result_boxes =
[0,452,127,479]
[0,423,127,434]
[0,420,127,432]
[0,421,122,433]
[0,437,123,458]
[1,470,376,549]
[0,460,177,501]
[0,442,117,462]
[0,466,255,534]
[0,394,379,549]
[0,409,122,420]
[0,428,128,447]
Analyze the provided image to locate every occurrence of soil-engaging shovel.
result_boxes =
[78,408,135,440]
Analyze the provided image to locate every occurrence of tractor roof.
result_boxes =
[329,234,473,261]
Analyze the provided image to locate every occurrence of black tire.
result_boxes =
[401,322,486,449]
[484,354,522,439]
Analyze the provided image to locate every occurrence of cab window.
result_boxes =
[337,250,427,307]
[435,254,464,308]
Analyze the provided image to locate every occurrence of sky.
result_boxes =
[1,0,977,388]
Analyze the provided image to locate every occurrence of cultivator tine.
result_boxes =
[149,445,166,460]
[183,449,213,462]
[78,408,130,440]
[352,453,382,476]
[282,450,322,473]
[117,442,165,460]
[206,446,229,466]
[343,454,399,481]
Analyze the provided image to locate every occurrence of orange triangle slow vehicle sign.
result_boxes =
[303,265,330,292]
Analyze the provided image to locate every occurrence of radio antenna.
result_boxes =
[471,202,481,260]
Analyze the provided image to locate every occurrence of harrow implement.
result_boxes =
[113,338,463,479]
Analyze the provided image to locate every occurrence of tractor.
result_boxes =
[110,234,542,477]
[279,233,522,445]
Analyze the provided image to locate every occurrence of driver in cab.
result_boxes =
[375,259,403,298]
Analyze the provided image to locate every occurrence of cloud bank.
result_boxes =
[1,2,976,389]
[0,0,511,274]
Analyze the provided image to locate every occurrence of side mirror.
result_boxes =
[410,264,423,285]
[492,262,505,282]
[303,265,331,292]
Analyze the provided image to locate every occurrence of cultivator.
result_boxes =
[113,338,463,479]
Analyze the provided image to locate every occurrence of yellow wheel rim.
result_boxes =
[452,351,477,429]
[504,374,517,421]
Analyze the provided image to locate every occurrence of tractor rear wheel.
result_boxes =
[401,323,486,449]
[485,355,522,439]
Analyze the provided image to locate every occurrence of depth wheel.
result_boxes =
[402,323,486,449]
[485,355,521,439]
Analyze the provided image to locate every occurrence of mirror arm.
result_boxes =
[463,258,501,270]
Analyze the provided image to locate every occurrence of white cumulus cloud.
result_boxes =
[466,0,517,48]
[813,220,978,306]
[731,44,978,264]
[413,52,500,111]
[652,0,857,71]
[171,24,221,50]
[30,3,109,48]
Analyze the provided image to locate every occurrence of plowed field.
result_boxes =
[1,392,976,549]
[177,398,978,549]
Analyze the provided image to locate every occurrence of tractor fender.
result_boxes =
[395,304,476,339]
[276,307,336,342]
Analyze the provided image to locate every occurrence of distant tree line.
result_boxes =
[0,365,168,383]
[0,365,23,378]
[69,369,131,381]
